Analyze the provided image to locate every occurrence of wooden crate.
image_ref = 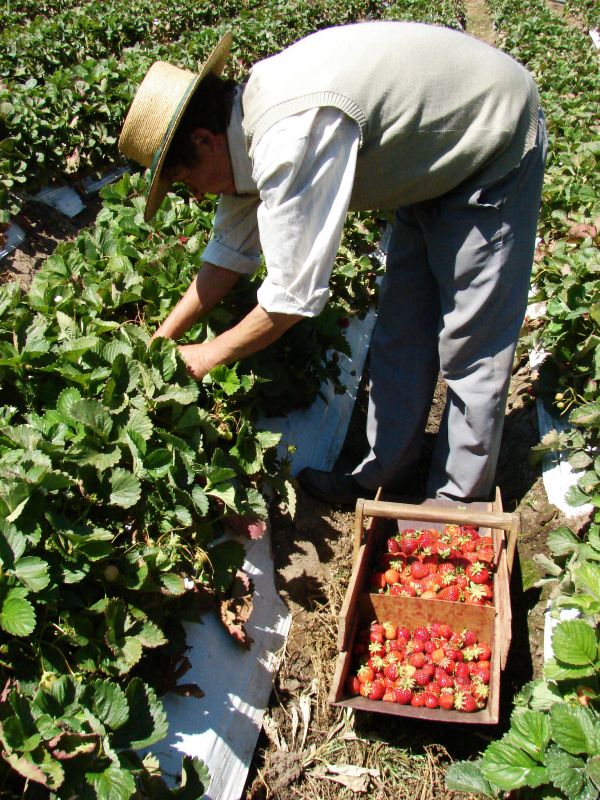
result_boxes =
[328,489,520,724]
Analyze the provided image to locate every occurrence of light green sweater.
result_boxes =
[242,21,541,209]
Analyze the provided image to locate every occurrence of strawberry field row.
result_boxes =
[447,1,600,796]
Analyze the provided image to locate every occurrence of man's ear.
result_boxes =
[190,128,215,151]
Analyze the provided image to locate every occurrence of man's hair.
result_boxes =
[164,73,238,172]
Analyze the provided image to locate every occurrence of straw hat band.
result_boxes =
[119,62,198,169]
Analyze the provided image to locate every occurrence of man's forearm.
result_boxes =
[178,304,303,379]
[153,262,241,340]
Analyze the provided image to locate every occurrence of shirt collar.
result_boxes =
[227,85,257,195]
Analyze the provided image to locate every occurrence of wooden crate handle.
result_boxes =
[354,497,521,562]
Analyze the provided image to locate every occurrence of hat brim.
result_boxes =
[144,32,232,222]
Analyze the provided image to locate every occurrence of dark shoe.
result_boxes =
[297,467,373,507]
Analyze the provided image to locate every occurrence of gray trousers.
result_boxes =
[353,111,548,501]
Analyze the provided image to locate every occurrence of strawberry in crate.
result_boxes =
[346,620,491,712]
[368,524,495,605]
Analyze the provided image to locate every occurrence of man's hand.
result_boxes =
[178,343,214,380]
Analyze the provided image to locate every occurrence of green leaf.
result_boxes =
[570,401,600,428]
[89,679,129,730]
[547,527,581,557]
[112,678,168,750]
[444,761,494,797]
[172,756,210,799]
[191,485,209,515]
[550,704,600,756]
[544,658,595,681]
[0,589,36,636]
[109,469,141,509]
[545,745,587,796]
[481,740,547,790]
[587,755,600,790]
[13,556,50,592]
[573,561,600,603]
[508,709,550,760]
[160,573,186,596]
[552,619,597,665]
[70,399,113,438]
[86,764,136,800]
[56,387,83,420]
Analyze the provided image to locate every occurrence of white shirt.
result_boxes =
[201,89,360,317]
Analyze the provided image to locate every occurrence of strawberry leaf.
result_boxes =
[86,763,136,800]
[109,469,141,509]
[552,619,598,665]
[0,588,36,636]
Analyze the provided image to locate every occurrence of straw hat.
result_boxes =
[119,32,232,221]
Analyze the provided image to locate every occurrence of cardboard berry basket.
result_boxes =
[328,489,520,724]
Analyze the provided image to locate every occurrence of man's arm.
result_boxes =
[152,261,241,341]
[178,304,303,379]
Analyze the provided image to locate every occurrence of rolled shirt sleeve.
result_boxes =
[201,193,262,274]
[253,108,360,316]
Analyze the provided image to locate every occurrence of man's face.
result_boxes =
[167,129,236,197]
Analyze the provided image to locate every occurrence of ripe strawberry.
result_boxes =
[472,681,490,702]
[472,665,490,684]
[413,668,431,687]
[393,687,413,705]
[417,531,438,554]
[443,524,461,538]
[428,680,442,696]
[439,691,455,710]
[423,692,439,708]
[478,643,492,661]
[438,585,460,602]
[438,672,455,689]
[445,647,464,662]
[408,652,427,669]
[397,626,411,641]
[386,536,402,554]
[410,693,427,707]
[466,562,490,585]
[461,525,479,539]
[367,680,386,701]
[384,568,401,586]
[412,626,431,643]
[400,531,418,556]
[384,662,399,681]
[410,561,430,580]
[368,641,385,657]
[346,676,361,695]
[462,646,480,662]
[454,663,471,682]
[369,655,387,673]
[454,691,478,713]
[476,546,495,564]
[370,623,386,643]
[357,664,375,683]
[462,629,477,647]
